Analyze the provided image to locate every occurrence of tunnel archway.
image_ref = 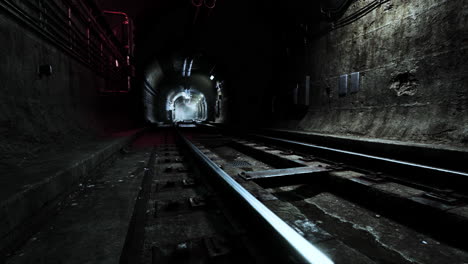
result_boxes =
[142,53,225,125]
[166,88,208,122]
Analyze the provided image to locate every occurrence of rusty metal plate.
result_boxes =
[229,160,252,168]
[239,166,331,181]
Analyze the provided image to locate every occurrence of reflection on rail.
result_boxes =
[178,130,334,264]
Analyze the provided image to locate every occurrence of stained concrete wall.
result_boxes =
[296,0,468,147]
[0,10,133,164]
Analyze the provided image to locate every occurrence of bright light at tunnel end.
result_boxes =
[168,89,208,122]
[210,75,215,80]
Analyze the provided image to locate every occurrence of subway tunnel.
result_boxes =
[1,0,468,263]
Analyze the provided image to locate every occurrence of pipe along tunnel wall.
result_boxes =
[0,3,139,166]
[0,1,141,256]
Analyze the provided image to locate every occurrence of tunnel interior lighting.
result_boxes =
[210,75,215,80]
[167,88,208,122]
[182,59,187,77]
[182,57,194,77]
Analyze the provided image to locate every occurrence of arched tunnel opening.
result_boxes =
[170,89,207,122]
[143,53,225,124]
[2,0,468,263]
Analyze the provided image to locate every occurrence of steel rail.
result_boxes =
[252,135,468,191]
[178,131,334,264]
[255,135,468,177]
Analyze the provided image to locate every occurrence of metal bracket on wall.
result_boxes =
[305,75,310,105]
[350,72,360,93]
[339,74,348,97]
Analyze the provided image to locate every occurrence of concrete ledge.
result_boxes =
[0,130,143,257]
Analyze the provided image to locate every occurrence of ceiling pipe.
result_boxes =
[204,0,217,9]
[191,0,217,23]
[103,10,133,56]
[103,10,135,91]
[192,0,203,24]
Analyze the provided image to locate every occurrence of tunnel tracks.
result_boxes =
[177,130,334,264]
[133,138,274,263]
[180,125,468,263]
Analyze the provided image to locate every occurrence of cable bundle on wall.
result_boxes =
[321,0,356,20]
[330,0,391,31]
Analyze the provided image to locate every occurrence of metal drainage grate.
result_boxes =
[229,160,252,168]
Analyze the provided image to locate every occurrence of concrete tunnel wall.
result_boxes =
[2,0,466,150]
[0,9,136,163]
[290,0,468,147]
[142,59,164,123]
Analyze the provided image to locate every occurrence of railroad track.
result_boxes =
[142,126,468,264]
[124,129,332,264]
[7,127,467,263]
